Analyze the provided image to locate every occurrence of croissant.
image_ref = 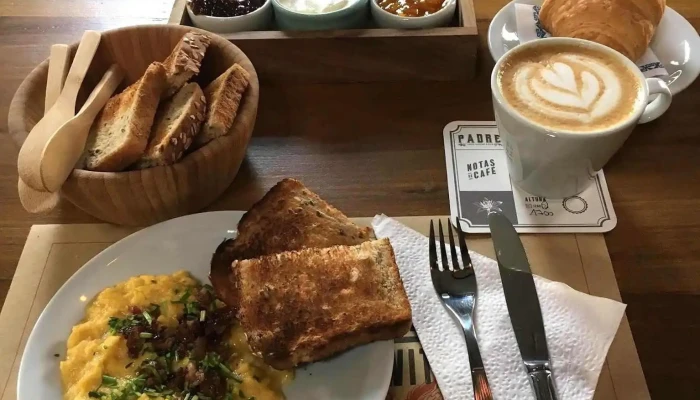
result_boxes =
[539,0,666,61]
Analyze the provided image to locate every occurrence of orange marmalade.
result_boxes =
[376,0,446,17]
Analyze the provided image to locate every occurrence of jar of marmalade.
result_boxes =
[376,0,446,17]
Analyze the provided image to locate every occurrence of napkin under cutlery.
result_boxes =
[372,215,626,400]
[514,3,669,78]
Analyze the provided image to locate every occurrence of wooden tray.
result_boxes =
[169,0,478,83]
[0,217,649,399]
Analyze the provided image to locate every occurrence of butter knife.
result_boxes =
[488,212,558,400]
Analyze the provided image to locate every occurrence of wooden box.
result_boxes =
[169,0,478,83]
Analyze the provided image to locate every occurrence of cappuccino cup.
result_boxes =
[491,37,672,198]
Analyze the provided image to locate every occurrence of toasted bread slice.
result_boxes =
[236,238,412,369]
[209,178,375,309]
[134,82,206,169]
[193,64,250,147]
[84,62,167,172]
[162,32,210,98]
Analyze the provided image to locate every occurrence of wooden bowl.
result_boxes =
[8,24,259,226]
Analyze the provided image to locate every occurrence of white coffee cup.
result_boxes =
[491,37,672,198]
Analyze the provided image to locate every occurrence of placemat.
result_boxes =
[0,218,650,400]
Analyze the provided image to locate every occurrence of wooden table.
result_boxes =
[0,0,699,397]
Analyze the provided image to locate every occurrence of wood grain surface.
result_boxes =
[0,0,699,398]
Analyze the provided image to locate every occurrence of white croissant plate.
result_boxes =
[488,1,700,95]
[18,211,394,400]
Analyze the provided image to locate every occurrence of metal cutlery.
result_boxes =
[489,212,558,400]
[429,219,493,400]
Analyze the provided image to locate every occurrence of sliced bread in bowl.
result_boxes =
[194,64,250,148]
[162,32,211,98]
[134,82,206,169]
[83,62,167,172]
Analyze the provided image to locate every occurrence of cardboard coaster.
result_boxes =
[444,121,617,233]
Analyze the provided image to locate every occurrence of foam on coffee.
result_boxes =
[497,44,643,133]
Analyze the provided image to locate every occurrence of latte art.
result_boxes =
[498,45,642,132]
[516,55,622,122]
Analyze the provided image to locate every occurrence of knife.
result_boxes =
[488,212,558,400]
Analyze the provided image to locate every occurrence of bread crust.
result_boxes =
[84,62,167,172]
[209,178,375,310]
[236,239,412,369]
[162,32,210,98]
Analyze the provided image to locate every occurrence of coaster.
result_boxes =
[443,121,617,233]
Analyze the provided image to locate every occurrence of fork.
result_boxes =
[429,219,493,400]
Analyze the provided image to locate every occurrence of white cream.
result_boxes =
[278,0,350,13]
[512,53,624,124]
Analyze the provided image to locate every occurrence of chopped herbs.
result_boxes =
[101,375,118,386]
[143,310,153,325]
[185,301,200,316]
[108,304,160,335]
[88,375,146,399]
[201,352,244,383]
[99,284,239,399]
[172,288,191,304]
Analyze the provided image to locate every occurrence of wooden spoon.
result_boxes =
[17,178,60,213]
[40,64,124,193]
[17,30,101,192]
[18,44,73,213]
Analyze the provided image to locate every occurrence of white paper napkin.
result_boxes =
[372,215,627,400]
[515,3,668,78]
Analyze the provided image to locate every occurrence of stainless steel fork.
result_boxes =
[429,219,493,400]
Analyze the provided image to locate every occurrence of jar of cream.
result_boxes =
[272,0,369,30]
[277,0,350,13]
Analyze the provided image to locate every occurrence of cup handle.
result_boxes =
[639,78,672,124]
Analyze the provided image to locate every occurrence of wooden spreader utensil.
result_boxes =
[18,31,124,213]
[17,30,101,192]
[18,43,74,213]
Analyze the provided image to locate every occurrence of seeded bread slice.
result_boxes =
[84,62,167,172]
[134,83,206,169]
[193,64,250,148]
[162,32,210,98]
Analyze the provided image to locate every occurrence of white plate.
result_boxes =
[18,211,394,400]
[488,1,700,95]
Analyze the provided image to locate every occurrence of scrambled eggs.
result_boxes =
[60,271,291,400]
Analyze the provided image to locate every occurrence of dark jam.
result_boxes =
[188,0,266,17]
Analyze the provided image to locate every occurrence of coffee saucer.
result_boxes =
[488,1,700,95]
